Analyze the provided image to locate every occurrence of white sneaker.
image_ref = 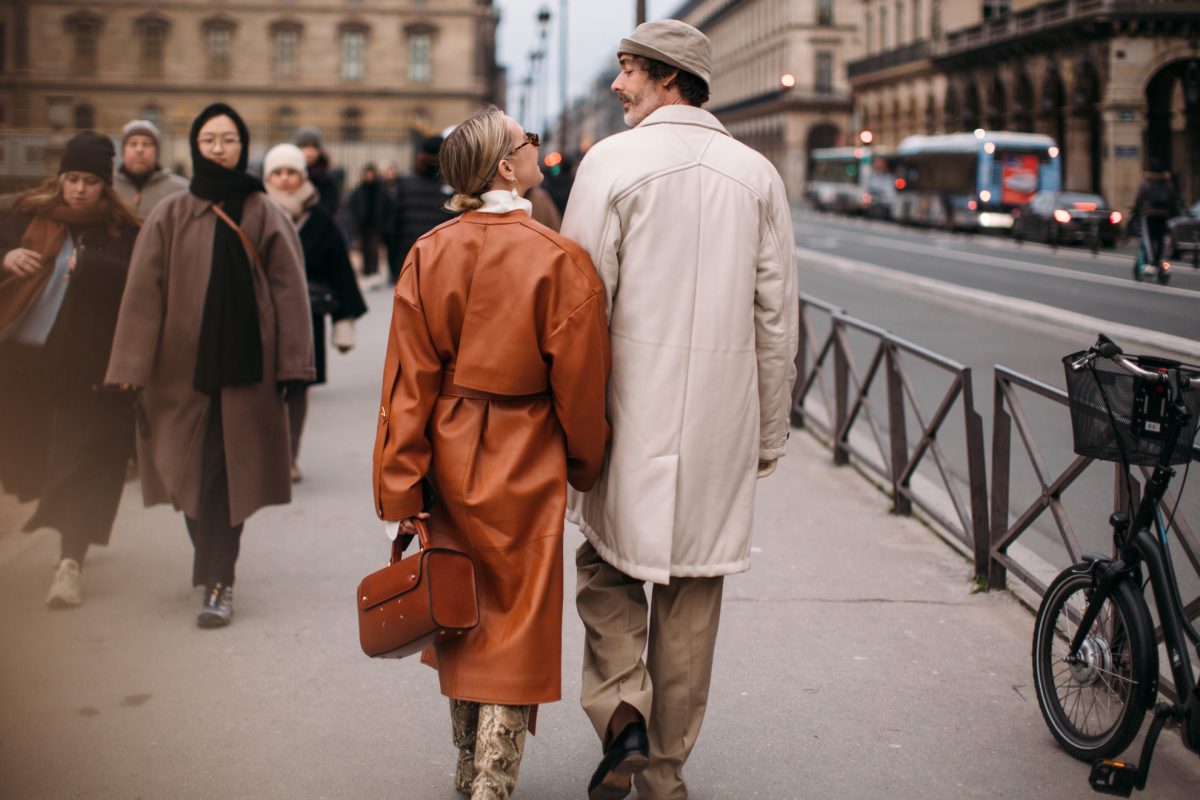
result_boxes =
[46,558,82,608]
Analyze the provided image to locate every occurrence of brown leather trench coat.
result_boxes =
[373,209,610,706]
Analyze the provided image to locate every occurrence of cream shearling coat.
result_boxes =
[561,104,798,584]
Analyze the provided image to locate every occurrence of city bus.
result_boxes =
[806,147,893,215]
[891,131,1061,230]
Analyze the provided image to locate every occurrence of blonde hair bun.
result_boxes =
[446,193,485,213]
[439,106,512,213]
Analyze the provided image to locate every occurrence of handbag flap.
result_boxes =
[426,550,480,628]
[358,550,425,611]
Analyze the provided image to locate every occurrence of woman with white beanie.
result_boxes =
[263,143,367,482]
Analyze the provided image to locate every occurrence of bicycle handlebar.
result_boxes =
[1072,335,1200,388]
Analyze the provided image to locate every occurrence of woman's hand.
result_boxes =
[332,319,355,354]
[397,512,431,537]
[2,248,45,278]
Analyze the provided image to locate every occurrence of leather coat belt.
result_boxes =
[441,370,550,402]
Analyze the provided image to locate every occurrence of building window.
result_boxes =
[272,25,301,79]
[135,16,170,78]
[913,0,922,39]
[0,23,7,72]
[341,107,364,141]
[897,2,905,45]
[982,1,1011,20]
[408,32,432,83]
[64,12,103,75]
[880,8,889,50]
[74,104,95,130]
[275,106,297,140]
[865,12,873,53]
[816,0,833,26]
[203,20,235,79]
[815,52,833,94]
[341,29,366,81]
[139,104,163,129]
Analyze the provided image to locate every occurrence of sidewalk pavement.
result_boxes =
[1,286,1196,799]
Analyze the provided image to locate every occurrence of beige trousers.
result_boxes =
[576,540,725,800]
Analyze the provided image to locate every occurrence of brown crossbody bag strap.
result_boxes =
[210,203,262,268]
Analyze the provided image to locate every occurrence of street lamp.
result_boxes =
[637,1,647,25]
[536,6,552,137]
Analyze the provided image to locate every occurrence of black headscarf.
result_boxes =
[188,103,266,396]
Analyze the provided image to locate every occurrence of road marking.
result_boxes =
[795,223,1200,299]
[796,245,1200,358]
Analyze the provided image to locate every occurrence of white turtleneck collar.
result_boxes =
[478,189,533,216]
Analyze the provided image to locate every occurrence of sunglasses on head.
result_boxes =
[510,132,540,154]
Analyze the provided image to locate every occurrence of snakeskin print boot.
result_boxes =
[471,703,531,800]
[450,699,480,794]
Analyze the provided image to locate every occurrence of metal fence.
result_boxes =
[789,293,991,577]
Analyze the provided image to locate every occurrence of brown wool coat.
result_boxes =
[373,210,610,705]
[106,191,315,526]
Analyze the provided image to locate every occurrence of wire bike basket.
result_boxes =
[1062,351,1200,467]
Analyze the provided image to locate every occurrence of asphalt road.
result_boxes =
[789,207,1200,604]
[794,209,1200,342]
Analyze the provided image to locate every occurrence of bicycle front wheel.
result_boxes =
[1032,566,1156,761]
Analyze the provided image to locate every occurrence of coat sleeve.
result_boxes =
[313,211,367,322]
[372,255,444,520]
[261,203,316,383]
[560,155,620,318]
[105,206,169,387]
[544,277,611,492]
[753,177,799,462]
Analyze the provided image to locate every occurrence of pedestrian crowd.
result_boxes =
[1,19,799,800]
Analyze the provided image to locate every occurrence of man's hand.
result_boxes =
[756,459,777,479]
[2,248,45,278]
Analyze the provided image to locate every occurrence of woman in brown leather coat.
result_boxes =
[372,107,610,800]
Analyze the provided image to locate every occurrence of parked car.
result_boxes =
[1165,201,1200,264]
[1012,190,1122,247]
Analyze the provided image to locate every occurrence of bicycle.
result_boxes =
[1032,334,1200,796]
[1131,216,1172,285]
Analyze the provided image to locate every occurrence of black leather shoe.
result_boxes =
[197,584,233,629]
[587,720,649,800]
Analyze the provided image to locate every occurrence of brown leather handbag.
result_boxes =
[357,519,479,659]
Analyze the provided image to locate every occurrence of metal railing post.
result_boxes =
[960,368,991,581]
[989,372,1011,590]
[790,297,808,428]
[832,316,850,465]
[885,342,911,514]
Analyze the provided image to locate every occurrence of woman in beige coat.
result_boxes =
[106,103,314,628]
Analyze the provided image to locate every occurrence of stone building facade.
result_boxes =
[0,0,501,179]
[674,0,864,198]
[850,0,1200,213]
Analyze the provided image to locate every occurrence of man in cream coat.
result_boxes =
[560,19,798,800]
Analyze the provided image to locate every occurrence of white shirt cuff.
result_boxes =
[385,520,401,541]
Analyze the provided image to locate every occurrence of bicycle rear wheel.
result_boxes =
[1032,566,1156,761]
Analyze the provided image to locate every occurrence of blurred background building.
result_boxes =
[0,0,502,188]
[850,0,1200,213]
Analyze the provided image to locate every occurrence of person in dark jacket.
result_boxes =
[1130,158,1184,266]
[0,131,141,608]
[263,143,367,482]
[382,135,452,283]
[295,126,341,218]
[349,163,385,281]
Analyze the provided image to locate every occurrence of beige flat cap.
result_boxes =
[618,19,711,88]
